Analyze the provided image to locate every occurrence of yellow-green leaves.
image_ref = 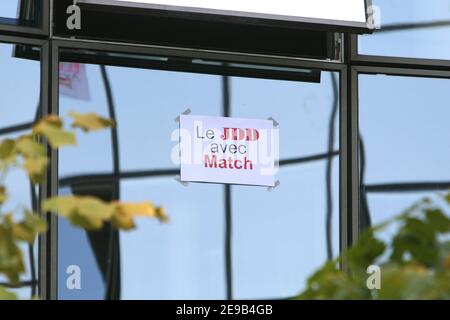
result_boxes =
[11,212,47,243]
[112,202,168,230]
[0,213,46,284]
[43,196,167,231]
[0,186,6,205]
[23,157,49,183]
[0,286,17,300]
[0,216,25,283]
[155,207,169,223]
[70,111,115,132]
[32,115,76,148]
[444,192,450,206]
[43,196,115,230]
[15,137,46,157]
[295,195,450,300]
[0,112,115,183]
[0,139,17,170]
[13,136,49,184]
[30,112,114,148]
[0,139,15,160]
[0,111,168,296]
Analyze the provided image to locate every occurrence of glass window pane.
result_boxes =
[233,162,339,299]
[57,53,340,300]
[108,68,222,171]
[359,74,450,232]
[0,44,40,129]
[120,178,226,300]
[359,0,450,60]
[231,74,340,158]
[59,63,113,176]
[0,43,41,299]
[0,1,18,18]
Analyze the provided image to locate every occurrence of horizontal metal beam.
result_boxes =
[53,37,346,72]
[365,182,450,193]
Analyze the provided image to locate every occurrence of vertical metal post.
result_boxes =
[39,40,59,300]
[349,66,360,243]
[339,66,349,264]
[222,76,233,300]
[340,34,360,270]
[42,0,51,35]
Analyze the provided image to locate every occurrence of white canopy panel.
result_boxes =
[80,0,369,27]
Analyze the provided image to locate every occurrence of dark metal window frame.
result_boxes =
[350,34,450,71]
[0,0,449,300]
[51,38,349,300]
[0,0,50,36]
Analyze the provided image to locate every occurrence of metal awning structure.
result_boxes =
[77,0,372,33]
[79,0,373,32]
[53,0,374,61]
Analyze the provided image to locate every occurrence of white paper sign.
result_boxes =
[179,115,278,187]
[80,0,368,25]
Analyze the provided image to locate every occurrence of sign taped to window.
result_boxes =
[179,115,278,187]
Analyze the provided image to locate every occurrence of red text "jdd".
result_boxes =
[220,128,260,141]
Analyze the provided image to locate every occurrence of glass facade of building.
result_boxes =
[0,0,449,300]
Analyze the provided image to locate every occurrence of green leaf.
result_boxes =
[0,186,6,205]
[43,196,167,231]
[445,192,450,205]
[43,196,115,230]
[391,217,439,267]
[0,286,17,300]
[12,212,48,243]
[296,194,450,300]
[42,196,77,217]
[23,157,49,184]
[15,137,46,157]
[32,116,76,148]
[69,212,105,230]
[111,209,135,230]
[425,209,450,234]
[295,259,369,300]
[377,264,433,300]
[112,202,162,230]
[0,216,25,283]
[76,196,115,222]
[0,139,17,170]
[155,207,169,223]
[443,254,450,270]
[347,230,386,272]
[112,202,168,230]
[70,111,115,132]
[0,139,15,159]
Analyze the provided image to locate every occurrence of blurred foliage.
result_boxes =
[0,112,167,299]
[295,193,450,300]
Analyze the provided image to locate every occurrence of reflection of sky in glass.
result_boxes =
[0,43,40,299]
[359,0,450,59]
[119,178,226,300]
[359,75,450,184]
[359,74,450,244]
[57,63,340,300]
[0,1,19,19]
[0,45,40,128]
